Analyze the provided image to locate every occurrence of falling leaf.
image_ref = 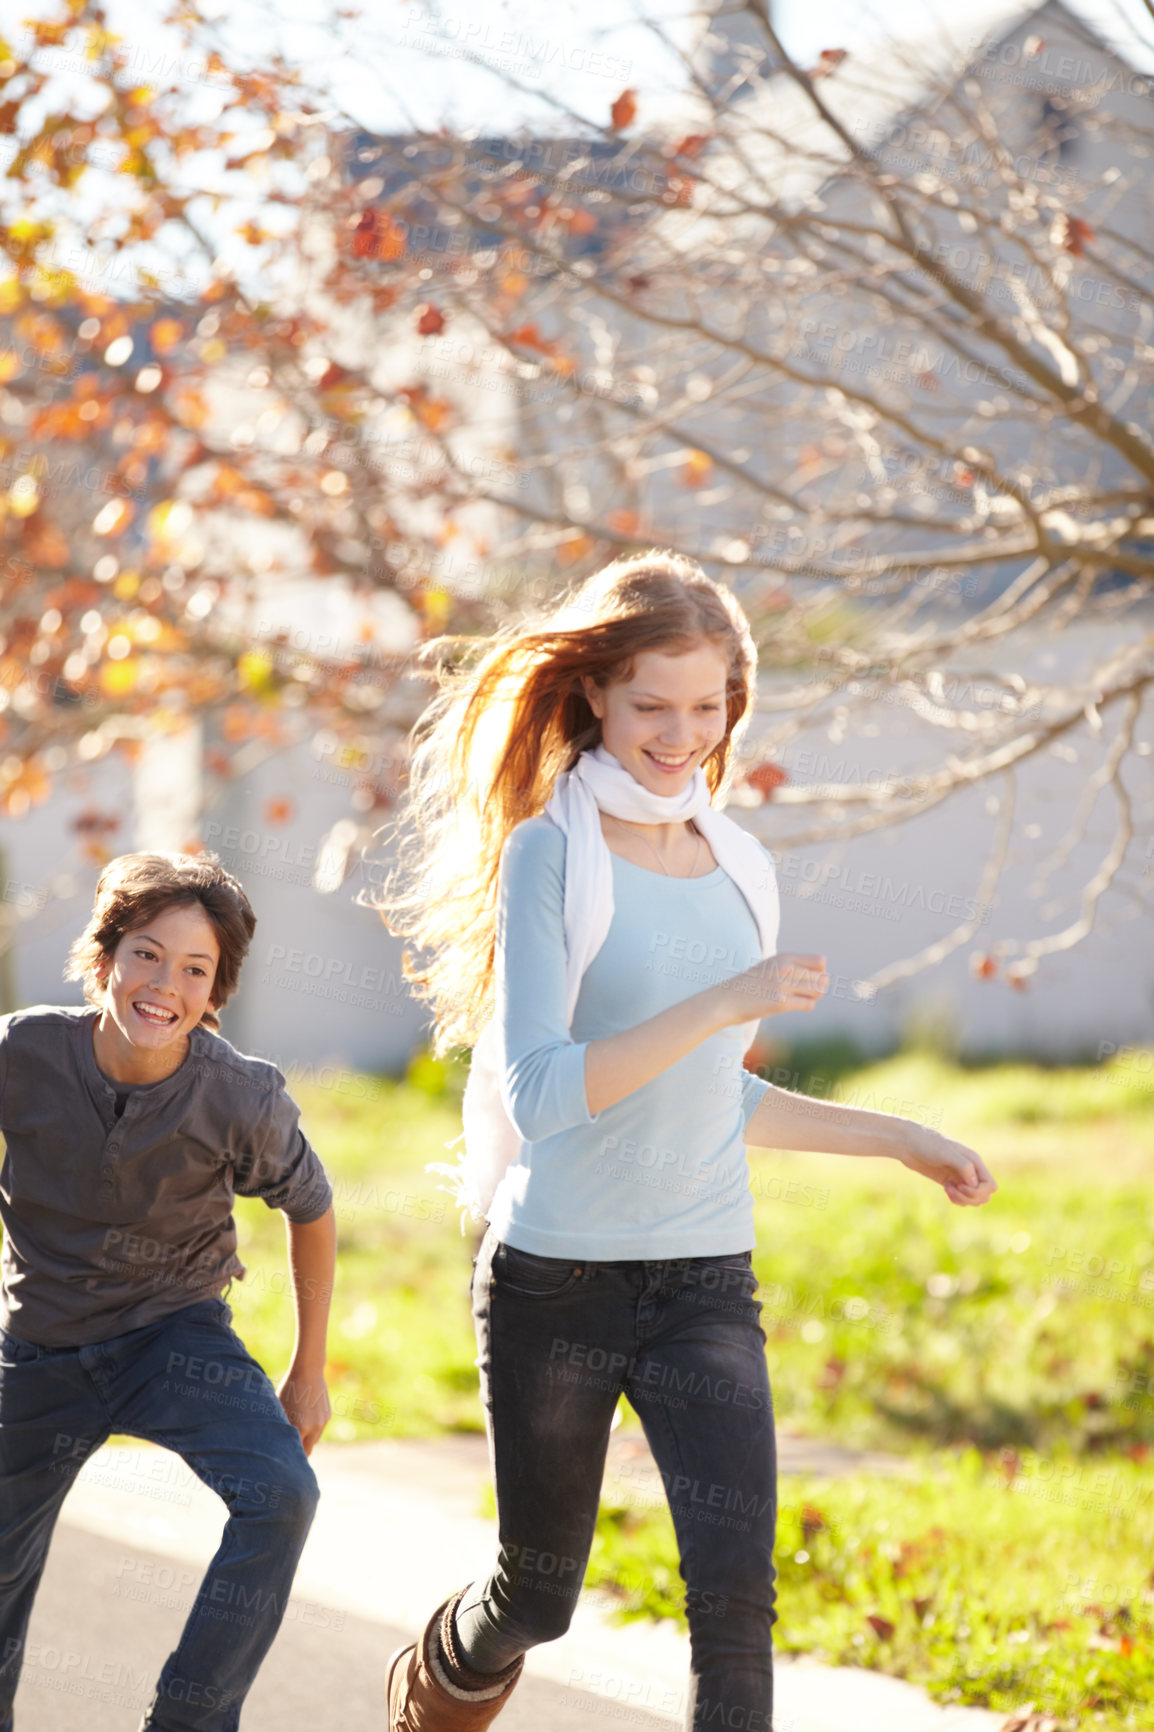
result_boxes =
[610,88,637,130]
[416,303,446,336]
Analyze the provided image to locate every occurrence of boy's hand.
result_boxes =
[899,1124,998,1207]
[277,1363,331,1455]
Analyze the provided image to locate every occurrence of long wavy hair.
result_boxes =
[376,551,758,1052]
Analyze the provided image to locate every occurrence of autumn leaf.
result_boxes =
[398,384,451,432]
[20,518,70,567]
[971,953,998,980]
[610,88,637,130]
[865,1615,895,1641]
[606,508,644,536]
[1051,213,1095,256]
[505,323,550,353]
[350,208,406,261]
[556,530,596,566]
[812,48,848,77]
[670,134,710,159]
[746,761,788,797]
[150,317,184,354]
[416,303,446,336]
[263,796,294,823]
[681,449,713,488]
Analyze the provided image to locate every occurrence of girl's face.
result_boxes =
[95,901,220,1057]
[582,643,730,797]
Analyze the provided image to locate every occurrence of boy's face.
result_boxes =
[96,902,221,1056]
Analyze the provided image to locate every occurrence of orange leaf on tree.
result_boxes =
[263,797,294,824]
[505,323,551,353]
[746,761,788,797]
[1051,213,1095,256]
[610,88,637,130]
[813,48,848,76]
[21,518,70,567]
[681,450,713,488]
[416,303,446,336]
[150,318,184,354]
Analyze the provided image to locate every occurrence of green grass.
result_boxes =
[588,1449,1154,1730]
[219,1043,1154,1725]
[228,1043,1154,1456]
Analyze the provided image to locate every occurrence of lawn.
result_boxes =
[220,1039,1154,1730]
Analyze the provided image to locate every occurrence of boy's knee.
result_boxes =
[272,1457,319,1531]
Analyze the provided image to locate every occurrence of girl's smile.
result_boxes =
[582,643,729,797]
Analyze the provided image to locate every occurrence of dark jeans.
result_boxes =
[0,1297,319,1732]
[456,1230,777,1732]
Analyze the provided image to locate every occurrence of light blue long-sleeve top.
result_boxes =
[486,816,773,1260]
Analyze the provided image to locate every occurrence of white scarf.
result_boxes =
[434,744,780,1223]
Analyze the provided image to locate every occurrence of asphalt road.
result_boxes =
[15,1520,671,1732]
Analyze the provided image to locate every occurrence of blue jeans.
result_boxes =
[0,1297,319,1732]
[455,1231,778,1732]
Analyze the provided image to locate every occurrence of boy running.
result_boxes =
[0,851,336,1732]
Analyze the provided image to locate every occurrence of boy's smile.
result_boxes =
[92,902,221,1084]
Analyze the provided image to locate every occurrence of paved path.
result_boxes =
[20,1429,1007,1732]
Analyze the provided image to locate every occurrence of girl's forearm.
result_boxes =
[583,984,733,1115]
[284,1205,336,1369]
[744,1083,918,1161]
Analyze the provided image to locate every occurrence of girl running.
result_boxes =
[378,550,996,1731]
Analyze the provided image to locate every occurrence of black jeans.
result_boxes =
[455,1229,777,1732]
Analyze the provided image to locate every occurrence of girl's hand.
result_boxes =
[718,953,829,1024]
[899,1124,998,1207]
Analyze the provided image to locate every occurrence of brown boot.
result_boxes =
[387,1589,524,1730]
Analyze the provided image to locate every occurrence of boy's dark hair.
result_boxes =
[65,852,256,1031]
